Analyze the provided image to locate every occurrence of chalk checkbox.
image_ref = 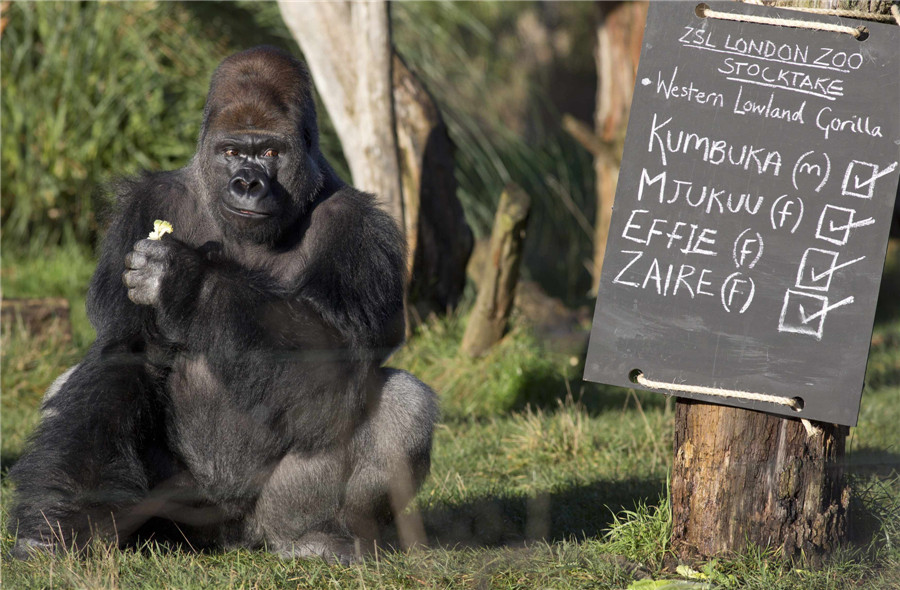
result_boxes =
[795,249,839,291]
[815,204,875,247]
[841,160,899,200]
[778,290,854,340]
[795,248,865,292]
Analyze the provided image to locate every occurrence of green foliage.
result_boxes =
[1,2,207,250]
[604,491,673,572]
[0,2,347,255]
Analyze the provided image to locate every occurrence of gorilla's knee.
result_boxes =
[345,370,438,527]
[372,368,439,483]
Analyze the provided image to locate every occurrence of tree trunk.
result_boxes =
[591,1,646,295]
[393,54,473,316]
[460,184,531,358]
[278,1,472,314]
[278,1,404,228]
[672,400,849,560]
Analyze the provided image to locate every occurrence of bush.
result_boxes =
[1,3,215,250]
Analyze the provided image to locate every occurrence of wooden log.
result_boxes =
[672,399,849,560]
[1,297,72,341]
[393,54,473,316]
[460,185,531,358]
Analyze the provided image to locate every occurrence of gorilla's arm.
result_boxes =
[87,175,177,344]
[124,188,406,363]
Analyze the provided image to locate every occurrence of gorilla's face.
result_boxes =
[206,130,293,244]
[202,127,322,245]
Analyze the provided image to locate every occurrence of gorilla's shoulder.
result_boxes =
[311,187,399,234]
[312,187,380,220]
[114,170,193,206]
[307,187,404,259]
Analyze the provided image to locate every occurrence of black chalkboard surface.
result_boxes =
[584,2,900,426]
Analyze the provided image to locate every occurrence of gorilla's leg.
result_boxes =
[342,369,439,551]
[252,447,355,563]
[252,369,437,563]
[8,348,164,558]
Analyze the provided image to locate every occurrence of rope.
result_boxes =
[633,371,802,410]
[633,371,827,436]
[699,4,864,38]
[778,5,897,24]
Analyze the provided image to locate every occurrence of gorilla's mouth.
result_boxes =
[223,203,274,219]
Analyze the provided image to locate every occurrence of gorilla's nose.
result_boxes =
[229,169,271,202]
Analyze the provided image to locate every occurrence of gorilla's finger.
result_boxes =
[127,288,150,305]
[124,251,147,270]
[133,239,169,257]
[123,270,144,288]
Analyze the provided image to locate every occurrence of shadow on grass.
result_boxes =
[848,449,900,479]
[418,476,665,549]
[505,368,668,419]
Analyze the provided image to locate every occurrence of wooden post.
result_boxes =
[672,401,849,560]
[591,1,646,295]
[460,184,531,358]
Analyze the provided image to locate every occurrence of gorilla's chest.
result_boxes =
[165,355,288,493]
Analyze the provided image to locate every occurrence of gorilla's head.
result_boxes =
[196,47,326,245]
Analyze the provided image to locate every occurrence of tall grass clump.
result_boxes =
[603,490,673,572]
[2,3,205,251]
[392,2,599,303]
[391,312,577,419]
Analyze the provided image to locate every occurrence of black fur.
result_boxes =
[8,47,438,564]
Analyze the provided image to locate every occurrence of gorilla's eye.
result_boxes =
[224,148,240,157]
[263,149,279,158]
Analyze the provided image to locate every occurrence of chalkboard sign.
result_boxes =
[584,2,900,426]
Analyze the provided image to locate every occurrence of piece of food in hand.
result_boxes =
[148,220,174,240]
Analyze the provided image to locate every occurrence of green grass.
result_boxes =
[2,251,900,588]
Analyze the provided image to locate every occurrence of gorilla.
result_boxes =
[8,47,438,564]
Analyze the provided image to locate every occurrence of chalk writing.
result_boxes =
[792,151,830,192]
[585,1,900,426]
[770,194,804,233]
[648,114,783,174]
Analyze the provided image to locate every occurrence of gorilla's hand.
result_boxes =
[124,238,202,307]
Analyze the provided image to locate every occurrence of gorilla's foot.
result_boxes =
[275,532,360,565]
[10,538,58,560]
